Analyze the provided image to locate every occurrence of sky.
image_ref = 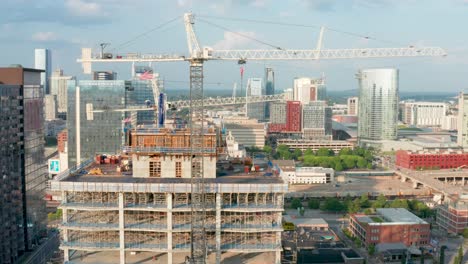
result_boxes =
[0,0,467,93]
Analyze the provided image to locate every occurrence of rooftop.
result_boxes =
[282,217,328,227]
[376,208,427,224]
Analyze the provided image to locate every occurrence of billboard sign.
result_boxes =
[48,159,60,174]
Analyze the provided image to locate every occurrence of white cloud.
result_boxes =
[250,0,268,7]
[31,31,58,42]
[65,0,103,17]
[212,31,258,50]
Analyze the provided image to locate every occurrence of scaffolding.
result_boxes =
[66,210,119,228]
[173,212,216,229]
[221,212,278,229]
[124,192,166,208]
[221,232,278,250]
[125,211,167,229]
[125,231,167,249]
[221,193,283,208]
[67,230,120,248]
[66,192,118,207]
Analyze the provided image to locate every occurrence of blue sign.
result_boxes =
[48,159,60,173]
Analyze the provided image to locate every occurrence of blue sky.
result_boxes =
[0,0,467,93]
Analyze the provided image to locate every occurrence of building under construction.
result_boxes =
[50,127,287,264]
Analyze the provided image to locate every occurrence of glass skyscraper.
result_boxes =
[246,77,266,121]
[357,68,399,148]
[34,48,51,94]
[264,67,275,120]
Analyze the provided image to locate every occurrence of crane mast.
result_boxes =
[76,13,447,264]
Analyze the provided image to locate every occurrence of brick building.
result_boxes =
[349,208,430,247]
[437,196,468,234]
[269,101,301,133]
[395,150,468,170]
[57,129,68,153]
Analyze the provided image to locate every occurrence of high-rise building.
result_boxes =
[50,69,73,117]
[264,67,275,120]
[458,93,468,148]
[357,69,399,148]
[293,77,326,105]
[0,67,47,262]
[128,66,158,124]
[347,97,359,116]
[269,101,302,133]
[246,78,266,121]
[302,101,332,140]
[287,101,302,132]
[44,94,57,120]
[400,101,447,126]
[67,80,129,165]
[34,48,51,94]
[93,71,117,80]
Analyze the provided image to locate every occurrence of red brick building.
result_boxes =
[57,129,67,153]
[349,208,430,247]
[437,197,468,234]
[395,150,468,170]
[269,101,301,133]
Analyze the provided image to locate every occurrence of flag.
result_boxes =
[139,70,154,80]
[122,117,131,123]
[240,66,244,78]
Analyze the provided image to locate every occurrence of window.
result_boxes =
[176,162,182,178]
[149,161,161,177]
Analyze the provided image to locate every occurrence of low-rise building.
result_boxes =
[349,208,430,248]
[437,195,468,234]
[225,131,246,158]
[223,123,265,148]
[276,139,355,154]
[293,167,334,184]
[396,149,468,170]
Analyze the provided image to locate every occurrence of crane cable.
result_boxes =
[111,15,181,52]
[197,14,410,47]
[197,18,285,50]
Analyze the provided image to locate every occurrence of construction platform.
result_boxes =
[50,159,287,264]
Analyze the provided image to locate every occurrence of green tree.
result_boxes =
[291,198,302,209]
[293,149,303,160]
[348,198,361,214]
[389,199,409,209]
[321,197,345,212]
[334,162,344,171]
[308,199,320,209]
[316,148,334,157]
[368,244,376,255]
[343,157,356,169]
[372,194,387,208]
[357,158,367,169]
[366,163,373,169]
[359,194,371,208]
[304,148,314,156]
[339,148,353,156]
[463,228,468,239]
[299,207,305,216]
[263,145,272,156]
[364,208,374,215]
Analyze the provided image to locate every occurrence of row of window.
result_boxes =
[149,161,182,178]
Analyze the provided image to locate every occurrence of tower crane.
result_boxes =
[77,13,446,264]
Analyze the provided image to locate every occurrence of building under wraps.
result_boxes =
[50,127,287,264]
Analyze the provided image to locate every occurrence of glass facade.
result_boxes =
[50,69,73,115]
[246,78,265,121]
[264,68,275,120]
[0,84,25,263]
[357,69,399,145]
[67,80,128,165]
[34,49,51,94]
[127,80,156,124]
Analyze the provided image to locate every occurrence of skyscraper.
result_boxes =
[128,66,158,124]
[302,101,332,140]
[246,77,265,121]
[50,69,73,117]
[93,71,117,80]
[34,48,51,94]
[293,77,326,105]
[457,93,468,148]
[264,67,275,120]
[347,96,359,116]
[357,68,399,148]
[0,67,47,262]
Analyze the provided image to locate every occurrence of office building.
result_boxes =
[293,77,326,105]
[349,208,430,247]
[44,94,57,120]
[302,101,332,140]
[273,162,334,184]
[457,93,468,148]
[93,71,117,80]
[50,127,287,264]
[264,67,275,120]
[0,67,47,262]
[269,101,301,133]
[246,77,266,121]
[283,88,293,100]
[396,150,468,170]
[357,69,399,148]
[50,69,73,116]
[347,97,359,115]
[128,66,158,124]
[276,139,355,153]
[443,115,458,131]
[437,196,468,234]
[401,101,447,126]
[34,48,51,94]
[223,123,265,148]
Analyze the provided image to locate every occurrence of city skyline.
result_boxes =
[0,0,467,92]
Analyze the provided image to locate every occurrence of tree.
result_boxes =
[299,207,305,216]
[372,194,387,208]
[321,197,345,212]
[316,148,334,157]
[308,199,320,209]
[293,149,303,160]
[364,208,373,215]
[304,148,314,156]
[348,198,361,214]
[343,157,356,169]
[463,228,468,239]
[356,158,367,169]
[389,199,409,209]
[291,198,302,209]
[339,148,353,156]
[263,145,272,156]
[368,244,375,255]
[359,194,371,208]
[334,162,344,171]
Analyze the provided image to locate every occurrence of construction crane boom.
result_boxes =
[76,13,446,264]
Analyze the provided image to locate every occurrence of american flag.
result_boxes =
[139,70,154,80]
[240,66,244,78]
